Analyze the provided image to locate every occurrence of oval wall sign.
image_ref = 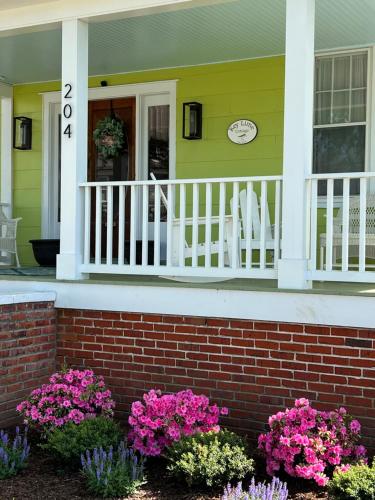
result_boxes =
[227,119,258,145]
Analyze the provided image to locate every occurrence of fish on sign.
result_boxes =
[227,119,258,144]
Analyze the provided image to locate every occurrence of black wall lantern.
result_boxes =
[13,116,32,150]
[182,102,202,140]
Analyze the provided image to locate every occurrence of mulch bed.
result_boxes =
[0,448,328,500]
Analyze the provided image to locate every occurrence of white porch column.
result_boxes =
[56,19,88,280]
[0,83,13,219]
[278,0,315,289]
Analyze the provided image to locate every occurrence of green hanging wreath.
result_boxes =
[93,116,124,159]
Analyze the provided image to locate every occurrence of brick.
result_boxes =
[346,338,373,349]
[51,308,375,452]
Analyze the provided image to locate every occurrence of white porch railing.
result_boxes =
[307,172,375,283]
[79,176,282,279]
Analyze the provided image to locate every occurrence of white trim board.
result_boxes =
[0,279,374,329]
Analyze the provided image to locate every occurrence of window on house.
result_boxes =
[313,51,368,195]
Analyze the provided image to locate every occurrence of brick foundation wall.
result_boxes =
[57,309,375,450]
[0,302,56,427]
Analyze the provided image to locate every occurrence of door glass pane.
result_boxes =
[147,104,170,221]
[333,56,350,90]
[148,105,170,180]
[313,125,366,194]
[332,90,350,123]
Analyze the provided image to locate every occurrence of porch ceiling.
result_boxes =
[1,0,375,84]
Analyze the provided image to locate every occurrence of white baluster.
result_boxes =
[359,177,367,272]
[166,184,173,267]
[154,185,160,266]
[130,185,136,267]
[309,179,318,271]
[179,184,186,267]
[245,181,253,270]
[83,186,91,265]
[118,185,125,266]
[205,182,212,268]
[95,186,102,265]
[218,182,226,268]
[106,186,113,265]
[326,178,334,271]
[192,183,199,267]
[260,180,267,270]
[142,185,149,266]
[231,182,239,269]
[341,178,350,272]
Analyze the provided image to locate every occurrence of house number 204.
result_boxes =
[63,83,73,138]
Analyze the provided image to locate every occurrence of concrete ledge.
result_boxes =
[0,290,56,305]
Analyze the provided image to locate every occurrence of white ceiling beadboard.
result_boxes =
[0,0,375,84]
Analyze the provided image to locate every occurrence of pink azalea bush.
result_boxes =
[258,398,367,487]
[128,389,228,456]
[17,368,115,434]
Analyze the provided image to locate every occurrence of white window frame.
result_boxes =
[41,79,177,239]
[313,47,374,206]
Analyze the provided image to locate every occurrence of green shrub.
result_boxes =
[41,416,122,467]
[166,429,254,488]
[328,461,375,500]
[81,443,146,498]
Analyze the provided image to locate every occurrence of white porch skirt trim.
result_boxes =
[0,279,373,329]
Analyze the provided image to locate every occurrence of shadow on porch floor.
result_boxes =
[0,266,375,297]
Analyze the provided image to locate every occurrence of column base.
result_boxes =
[277,258,312,290]
[56,253,88,280]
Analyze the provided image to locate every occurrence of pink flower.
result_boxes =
[128,389,227,456]
[258,399,367,487]
[16,368,115,434]
[350,419,361,434]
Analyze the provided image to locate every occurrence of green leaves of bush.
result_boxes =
[41,417,122,468]
[166,430,254,488]
[328,462,375,500]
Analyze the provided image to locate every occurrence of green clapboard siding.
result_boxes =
[12,56,285,265]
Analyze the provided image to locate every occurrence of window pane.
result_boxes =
[313,125,365,194]
[352,53,367,89]
[148,105,169,181]
[315,57,332,91]
[332,90,350,123]
[333,56,350,90]
[315,92,331,125]
[148,104,170,221]
[351,89,367,122]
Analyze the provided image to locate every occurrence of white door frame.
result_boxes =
[41,79,177,238]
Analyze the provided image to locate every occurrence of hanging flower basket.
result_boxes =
[93,116,124,159]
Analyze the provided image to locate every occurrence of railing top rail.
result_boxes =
[308,172,375,180]
[79,175,283,188]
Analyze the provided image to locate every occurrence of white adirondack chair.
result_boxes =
[150,173,232,281]
[227,189,279,267]
[0,203,22,267]
[320,194,375,269]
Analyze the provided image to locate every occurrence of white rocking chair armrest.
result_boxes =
[172,214,233,227]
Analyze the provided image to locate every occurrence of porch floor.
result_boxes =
[0,267,375,297]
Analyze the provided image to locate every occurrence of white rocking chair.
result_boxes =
[150,173,232,282]
[227,189,280,267]
[0,203,22,267]
[320,194,375,270]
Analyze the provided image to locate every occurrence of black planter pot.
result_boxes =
[29,239,60,267]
